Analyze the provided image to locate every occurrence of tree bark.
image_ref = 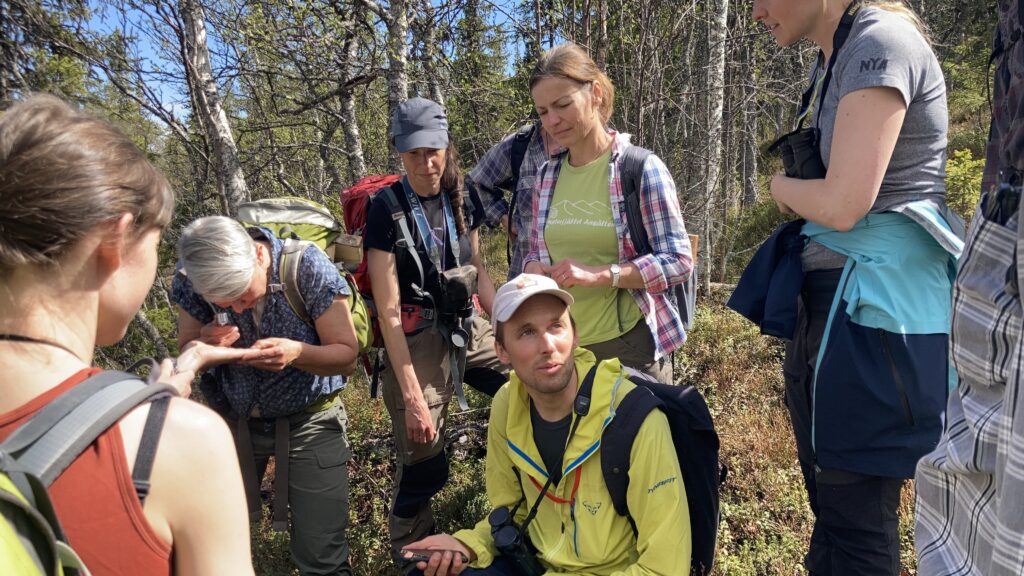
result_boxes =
[180,0,249,215]
[595,0,608,70]
[340,34,367,181]
[386,0,409,173]
[741,39,758,207]
[700,0,729,292]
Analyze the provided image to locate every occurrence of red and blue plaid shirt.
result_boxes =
[524,130,692,358]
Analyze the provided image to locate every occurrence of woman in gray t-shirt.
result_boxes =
[752,1,950,575]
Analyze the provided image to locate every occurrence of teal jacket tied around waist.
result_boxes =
[802,202,962,478]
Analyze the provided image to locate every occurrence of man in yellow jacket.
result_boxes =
[403,273,691,575]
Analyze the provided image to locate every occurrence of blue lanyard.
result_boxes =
[401,176,461,270]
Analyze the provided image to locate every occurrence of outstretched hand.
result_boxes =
[163,341,257,397]
[176,340,253,374]
[158,358,194,397]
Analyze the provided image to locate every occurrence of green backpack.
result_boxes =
[0,469,83,575]
[236,196,373,354]
[1,370,177,576]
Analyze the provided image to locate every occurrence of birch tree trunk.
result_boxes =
[180,0,249,215]
[340,34,367,181]
[741,40,759,206]
[700,0,729,292]
[386,0,409,173]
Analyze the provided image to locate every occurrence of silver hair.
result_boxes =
[177,216,256,301]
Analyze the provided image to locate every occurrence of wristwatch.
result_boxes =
[610,263,621,288]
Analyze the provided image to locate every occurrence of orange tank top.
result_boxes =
[0,368,172,575]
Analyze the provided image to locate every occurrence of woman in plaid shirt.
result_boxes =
[522,43,692,383]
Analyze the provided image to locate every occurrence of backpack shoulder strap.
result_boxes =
[505,123,538,265]
[1,371,177,487]
[279,238,314,326]
[131,395,171,505]
[619,145,654,256]
[509,123,536,189]
[378,183,428,296]
[573,365,600,407]
[600,378,662,517]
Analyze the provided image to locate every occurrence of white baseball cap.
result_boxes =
[492,273,574,330]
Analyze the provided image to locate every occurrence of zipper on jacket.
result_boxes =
[878,329,914,427]
[570,499,580,558]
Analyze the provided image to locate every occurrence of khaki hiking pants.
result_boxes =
[381,315,507,569]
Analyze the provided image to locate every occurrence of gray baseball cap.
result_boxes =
[390,97,449,152]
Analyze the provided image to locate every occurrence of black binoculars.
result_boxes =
[488,507,544,576]
[770,127,827,180]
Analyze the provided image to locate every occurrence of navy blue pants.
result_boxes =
[784,269,903,576]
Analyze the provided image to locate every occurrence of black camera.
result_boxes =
[770,127,827,180]
[440,264,478,320]
[488,507,544,576]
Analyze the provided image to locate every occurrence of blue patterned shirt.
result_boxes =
[171,228,350,418]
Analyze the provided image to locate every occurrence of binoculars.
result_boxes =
[771,127,827,180]
[488,507,544,576]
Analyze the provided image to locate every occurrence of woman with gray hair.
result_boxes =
[172,214,360,576]
[177,216,263,305]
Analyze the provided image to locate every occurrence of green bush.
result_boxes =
[945,148,985,223]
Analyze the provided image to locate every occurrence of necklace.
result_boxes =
[0,333,83,361]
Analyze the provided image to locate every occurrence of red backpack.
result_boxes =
[341,174,431,394]
[340,174,403,298]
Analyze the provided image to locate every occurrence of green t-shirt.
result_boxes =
[546,149,642,345]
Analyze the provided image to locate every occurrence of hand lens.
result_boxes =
[450,327,469,348]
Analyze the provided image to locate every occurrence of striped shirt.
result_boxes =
[915,4,1024,574]
[523,130,692,359]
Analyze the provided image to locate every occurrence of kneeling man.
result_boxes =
[405,273,690,575]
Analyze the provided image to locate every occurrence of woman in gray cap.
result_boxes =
[363,97,507,569]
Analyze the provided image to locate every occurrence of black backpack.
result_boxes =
[577,365,725,576]
[496,123,537,265]
[619,145,698,330]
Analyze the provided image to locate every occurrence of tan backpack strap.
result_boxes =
[279,238,312,326]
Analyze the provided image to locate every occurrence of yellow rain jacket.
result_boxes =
[454,348,691,575]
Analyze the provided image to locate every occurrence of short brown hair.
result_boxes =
[529,43,615,124]
[0,94,173,274]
